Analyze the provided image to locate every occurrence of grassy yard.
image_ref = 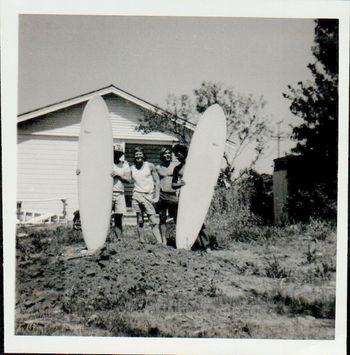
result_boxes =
[15,215,336,339]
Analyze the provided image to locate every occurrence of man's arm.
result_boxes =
[155,164,166,178]
[149,163,160,203]
[119,162,132,184]
[172,164,185,190]
[111,162,132,183]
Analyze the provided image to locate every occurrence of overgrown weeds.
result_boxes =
[207,186,336,247]
[265,256,290,279]
[304,219,335,241]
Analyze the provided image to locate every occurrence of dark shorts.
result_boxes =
[157,192,178,221]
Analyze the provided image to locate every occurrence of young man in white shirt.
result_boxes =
[111,144,131,239]
[131,147,162,244]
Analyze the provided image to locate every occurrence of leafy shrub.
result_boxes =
[236,169,274,224]
[286,184,337,223]
[207,186,303,245]
[206,186,261,244]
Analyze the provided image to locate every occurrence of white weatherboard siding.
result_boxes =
[19,95,176,142]
[19,104,83,137]
[17,135,79,220]
[106,95,176,142]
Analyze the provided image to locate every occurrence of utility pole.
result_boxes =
[271,121,289,158]
[276,121,282,158]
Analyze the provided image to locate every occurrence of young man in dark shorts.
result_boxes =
[155,146,178,245]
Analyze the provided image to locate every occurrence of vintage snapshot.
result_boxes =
[2,1,349,354]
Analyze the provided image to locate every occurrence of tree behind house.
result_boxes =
[283,19,338,221]
[139,81,272,183]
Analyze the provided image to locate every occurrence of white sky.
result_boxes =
[18,15,316,173]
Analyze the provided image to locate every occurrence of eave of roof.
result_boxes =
[17,84,196,132]
[18,84,235,147]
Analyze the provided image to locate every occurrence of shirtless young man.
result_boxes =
[131,147,162,244]
[111,144,131,239]
[155,147,178,245]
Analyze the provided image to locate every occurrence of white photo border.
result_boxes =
[2,0,349,354]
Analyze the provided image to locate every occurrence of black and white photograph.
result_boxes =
[2,0,349,354]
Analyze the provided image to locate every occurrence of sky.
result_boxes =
[18,15,316,174]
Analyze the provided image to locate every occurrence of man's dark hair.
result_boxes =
[159,146,172,162]
[173,144,188,159]
[113,150,124,162]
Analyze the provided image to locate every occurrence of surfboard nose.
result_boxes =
[88,95,105,106]
[206,103,224,115]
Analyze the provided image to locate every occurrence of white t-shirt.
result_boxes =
[113,161,131,193]
[131,162,154,194]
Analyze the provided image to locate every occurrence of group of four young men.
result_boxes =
[111,143,213,250]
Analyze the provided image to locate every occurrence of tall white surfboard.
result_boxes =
[77,95,113,251]
[176,104,226,250]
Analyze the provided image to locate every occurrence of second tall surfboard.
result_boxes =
[176,104,226,250]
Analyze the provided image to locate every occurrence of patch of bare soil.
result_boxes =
[15,224,335,339]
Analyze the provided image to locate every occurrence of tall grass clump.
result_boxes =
[207,175,337,247]
[304,219,336,241]
[206,185,264,245]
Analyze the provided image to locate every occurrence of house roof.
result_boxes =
[18,84,235,147]
[17,84,196,132]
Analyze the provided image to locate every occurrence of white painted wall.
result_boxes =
[17,134,79,220]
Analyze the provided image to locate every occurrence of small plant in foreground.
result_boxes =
[314,262,336,281]
[306,243,318,264]
[265,256,290,279]
[305,219,335,241]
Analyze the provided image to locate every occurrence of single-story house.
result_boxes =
[17,85,194,222]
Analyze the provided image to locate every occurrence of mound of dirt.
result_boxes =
[15,224,335,339]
